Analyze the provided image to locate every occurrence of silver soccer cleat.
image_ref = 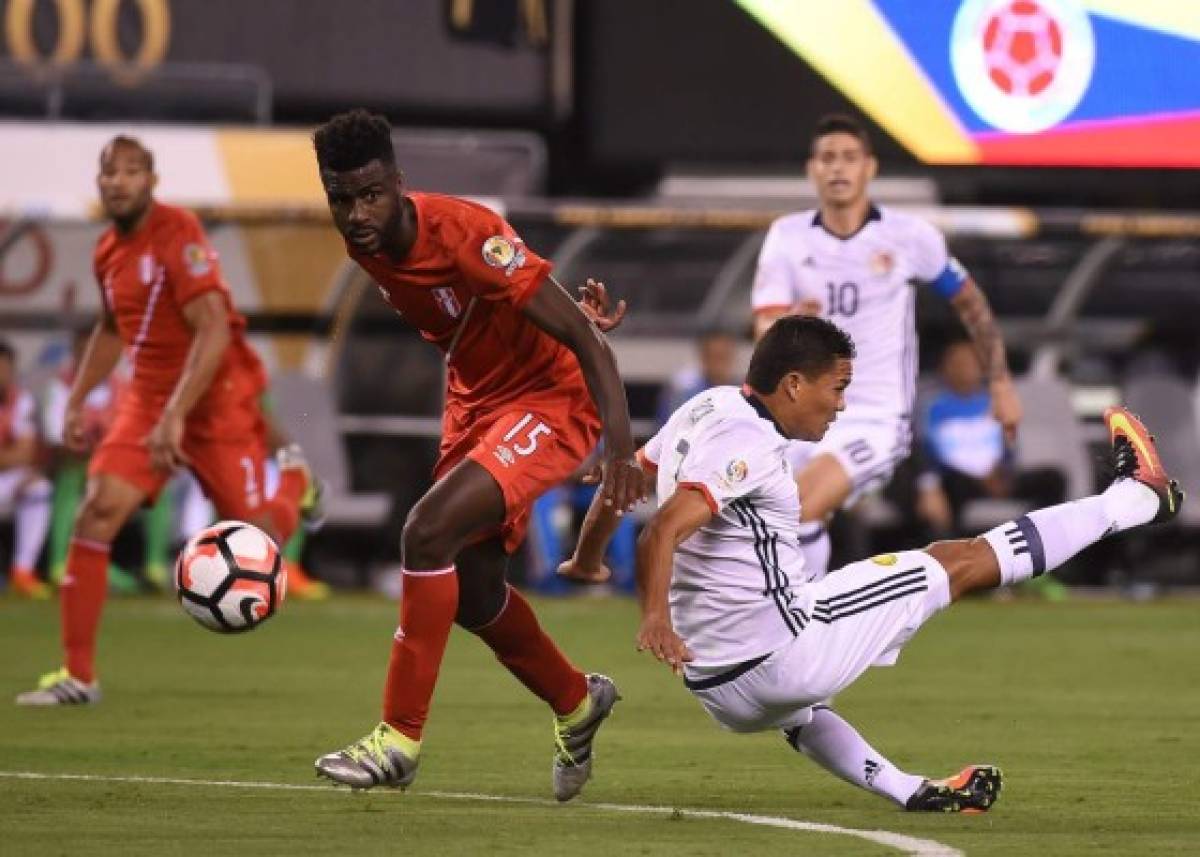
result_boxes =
[552,673,621,802]
[15,668,102,706]
[314,722,419,790]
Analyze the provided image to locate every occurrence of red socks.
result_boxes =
[473,586,587,716]
[262,468,306,542]
[382,567,459,739]
[61,538,110,683]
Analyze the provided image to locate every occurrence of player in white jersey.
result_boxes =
[566,316,1183,812]
[0,340,52,599]
[752,115,1023,580]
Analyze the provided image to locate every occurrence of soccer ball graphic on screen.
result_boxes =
[951,0,1095,134]
[175,521,287,633]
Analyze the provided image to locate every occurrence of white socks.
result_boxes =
[982,479,1160,586]
[785,706,925,806]
[14,476,52,570]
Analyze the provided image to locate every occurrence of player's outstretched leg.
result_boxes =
[456,541,621,802]
[933,406,1182,600]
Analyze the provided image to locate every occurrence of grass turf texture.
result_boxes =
[1,595,1198,856]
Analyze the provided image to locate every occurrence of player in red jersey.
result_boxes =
[310,110,646,800]
[15,136,322,707]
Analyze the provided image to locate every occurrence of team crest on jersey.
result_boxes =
[433,287,462,318]
[182,243,212,277]
[481,235,526,277]
[869,251,895,276]
[725,459,748,483]
[493,444,515,467]
[138,252,156,285]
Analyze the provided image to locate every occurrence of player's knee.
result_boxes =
[455,578,507,630]
[401,505,457,568]
[76,488,130,540]
[925,537,998,601]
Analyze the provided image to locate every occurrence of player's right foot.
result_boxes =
[276,443,328,533]
[1104,406,1184,523]
[905,764,1002,813]
[314,722,419,790]
[9,568,51,600]
[15,668,101,706]
[552,673,621,802]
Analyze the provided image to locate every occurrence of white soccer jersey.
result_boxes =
[752,205,967,422]
[641,386,808,667]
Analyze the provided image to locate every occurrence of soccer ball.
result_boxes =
[175,521,287,633]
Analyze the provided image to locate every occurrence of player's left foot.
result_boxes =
[1104,406,1184,523]
[552,673,621,802]
[314,722,419,790]
[15,668,101,706]
[905,764,1002,813]
[9,568,50,600]
[276,443,328,533]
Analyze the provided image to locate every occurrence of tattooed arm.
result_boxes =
[950,278,1023,443]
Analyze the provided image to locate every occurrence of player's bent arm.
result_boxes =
[634,487,711,671]
[166,291,232,420]
[521,276,645,512]
[565,453,656,578]
[67,314,123,411]
[948,278,1023,439]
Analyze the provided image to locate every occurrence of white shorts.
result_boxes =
[684,550,951,734]
[787,416,911,506]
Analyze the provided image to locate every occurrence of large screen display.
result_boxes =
[736,0,1200,167]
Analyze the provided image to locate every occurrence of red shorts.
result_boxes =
[89,376,270,520]
[435,387,601,553]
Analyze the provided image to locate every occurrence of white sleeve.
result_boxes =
[675,421,778,513]
[751,221,799,313]
[909,218,951,283]
[12,390,37,440]
[639,428,664,473]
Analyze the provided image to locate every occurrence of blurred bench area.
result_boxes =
[2,0,1199,593]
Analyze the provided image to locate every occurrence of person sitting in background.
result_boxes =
[0,340,53,599]
[915,338,1064,538]
[656,329,741,428]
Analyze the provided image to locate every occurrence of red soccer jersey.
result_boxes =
[92,202,265,408]
[349,192,587,410]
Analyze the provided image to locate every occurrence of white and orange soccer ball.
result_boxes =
[175,521,287,633]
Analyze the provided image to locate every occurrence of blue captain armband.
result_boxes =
[929,257,969,299]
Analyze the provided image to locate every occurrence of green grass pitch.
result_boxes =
[2,594,1198,855]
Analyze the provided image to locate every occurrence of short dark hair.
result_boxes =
[101,135,154,171]
[810,113,872,156]
[746,316,854,393]
[313,109,396,173]
[0,339,15,364]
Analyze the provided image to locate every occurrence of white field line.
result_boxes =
[0,769,963,856]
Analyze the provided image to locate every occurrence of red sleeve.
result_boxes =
[451,207,553,308]
[162,210,227,307]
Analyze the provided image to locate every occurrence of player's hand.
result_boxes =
[557,557,613,584]
[146,410,189,472]
[990,377,1023,445]
[63,402,91,453]
[577,279,626,333]
[636,615,694,675]
[600,452,649,516]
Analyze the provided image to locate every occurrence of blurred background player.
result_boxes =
[0,340,52,599]
[751,114,1023,581]
[15,136,322,707]
[914,337,1065,539]
[310,110,645,800]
